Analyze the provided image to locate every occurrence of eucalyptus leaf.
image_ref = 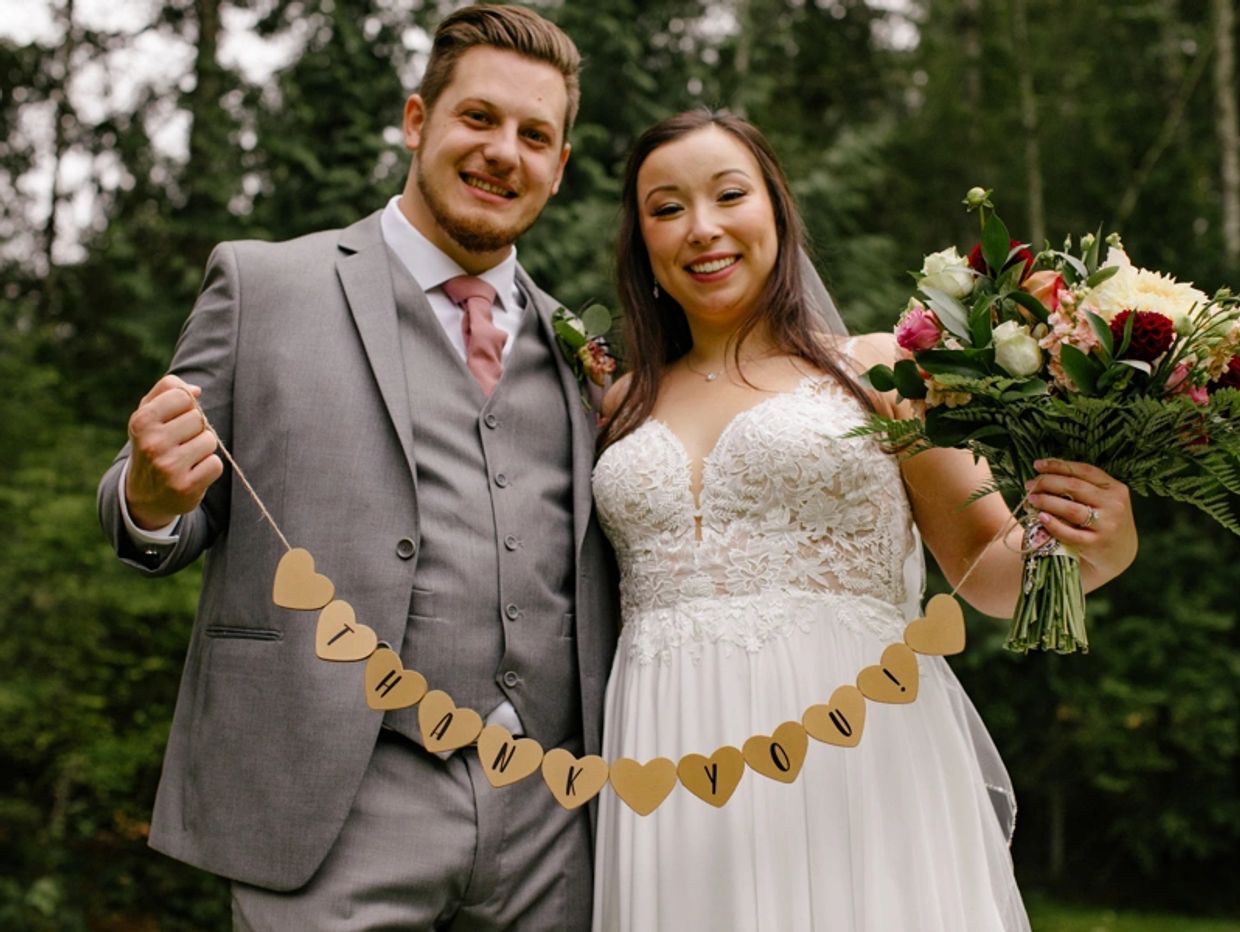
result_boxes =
[580,304,612,337]
[920,286,971,340]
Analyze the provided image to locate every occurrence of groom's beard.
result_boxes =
[416,162,540,255]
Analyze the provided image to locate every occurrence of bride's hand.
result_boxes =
[1024,459,1139,588]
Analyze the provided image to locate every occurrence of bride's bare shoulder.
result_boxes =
[817,331,899,376]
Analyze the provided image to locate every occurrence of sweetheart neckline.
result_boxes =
[644,375,823,509]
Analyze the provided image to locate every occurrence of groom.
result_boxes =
[97,5,618,929]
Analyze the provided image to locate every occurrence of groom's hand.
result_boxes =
[124,375,223,530]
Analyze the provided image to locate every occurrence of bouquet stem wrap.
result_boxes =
[1006,511,1088,654]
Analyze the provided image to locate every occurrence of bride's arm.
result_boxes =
[846,332,1138,619]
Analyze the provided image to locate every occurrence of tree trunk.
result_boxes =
[732,0,751,117]
[1213,0,1240,265]
[184,0,226,262]
[41,0,76,318]
[1011,0,1045,247]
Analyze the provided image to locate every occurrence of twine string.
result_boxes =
[946,492,1036,599]
[181,387,292,553]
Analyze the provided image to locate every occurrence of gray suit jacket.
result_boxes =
[97,211,619,890]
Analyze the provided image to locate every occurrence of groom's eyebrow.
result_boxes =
[641,169,751,204]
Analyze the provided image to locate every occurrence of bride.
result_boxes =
[590,110,1138,931]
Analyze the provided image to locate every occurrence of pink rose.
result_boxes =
[1023,270,1065,313]
[895,305,942,352]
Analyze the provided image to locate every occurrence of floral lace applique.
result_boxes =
[593,377,917,664]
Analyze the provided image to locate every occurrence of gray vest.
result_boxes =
[384,262,581,748]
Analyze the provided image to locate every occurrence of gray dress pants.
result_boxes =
[232,729,593,931]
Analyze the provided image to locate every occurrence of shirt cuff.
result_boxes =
[119,460,181,548]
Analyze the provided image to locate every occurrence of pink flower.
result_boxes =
[1023,270,1065,313]
[895,305,942,352]
[577,339,616,387]
[1166,363,1208,405]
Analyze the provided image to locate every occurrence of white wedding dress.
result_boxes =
[591,375,1030,932]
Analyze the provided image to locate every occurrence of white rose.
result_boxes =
[917,246,975,300]
[992,320,1043,377]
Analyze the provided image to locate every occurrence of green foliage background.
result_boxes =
[2,0,1237,927]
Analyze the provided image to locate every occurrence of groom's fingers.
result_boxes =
[139,373,201,408]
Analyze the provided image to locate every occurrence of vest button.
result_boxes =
[504,535,519,550]
[504,602,520,620]
[395,537,417,560]
[484,413,499,429]
[502,671,520,687]
[494,473,509,488]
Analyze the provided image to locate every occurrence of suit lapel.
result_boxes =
[336,212,417,481]
[519,267,597,555]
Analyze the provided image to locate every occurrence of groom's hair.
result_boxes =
[418,4,581,138]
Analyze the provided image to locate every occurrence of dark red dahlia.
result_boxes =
[967,239,1034,279]
[1109,309,1175,363]
[1213,355,1240,392]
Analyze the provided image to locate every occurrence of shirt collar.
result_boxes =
[380,195,520,312]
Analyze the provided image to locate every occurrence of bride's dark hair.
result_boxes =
[600,109,869,451]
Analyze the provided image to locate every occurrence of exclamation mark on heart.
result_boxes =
[883,668,906,693]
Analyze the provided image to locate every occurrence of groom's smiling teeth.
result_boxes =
[464,175,516,199]
[687,256,739,274]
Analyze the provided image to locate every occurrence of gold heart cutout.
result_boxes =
[272,548,335,610]
[418,690,484,753]
[315,600,378,662]
[363,646,428,711]
[677,746,745,807]
[541,748,609,810]
[609,757,678,816]
[856,643,919,704]
[476,725,544,788]
[904,593,966,656]
[803,684,867,748]
[742,721,809,784]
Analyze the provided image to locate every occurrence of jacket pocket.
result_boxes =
[204,625,282,641]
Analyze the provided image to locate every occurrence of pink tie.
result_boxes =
[443,276,506,396]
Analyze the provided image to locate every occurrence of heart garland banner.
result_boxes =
[272,547,967,815]
[196,390,973,818]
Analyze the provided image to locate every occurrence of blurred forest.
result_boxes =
[1,0,1238,928]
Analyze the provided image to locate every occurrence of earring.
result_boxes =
[653,281,660,299]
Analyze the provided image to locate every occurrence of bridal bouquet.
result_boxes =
[859,188,1240,654]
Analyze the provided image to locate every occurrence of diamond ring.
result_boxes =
[1082,507,1099,528]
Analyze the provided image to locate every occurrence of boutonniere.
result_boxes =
[552,302,618,408]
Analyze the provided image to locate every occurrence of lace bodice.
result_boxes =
[593,376,920,662]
